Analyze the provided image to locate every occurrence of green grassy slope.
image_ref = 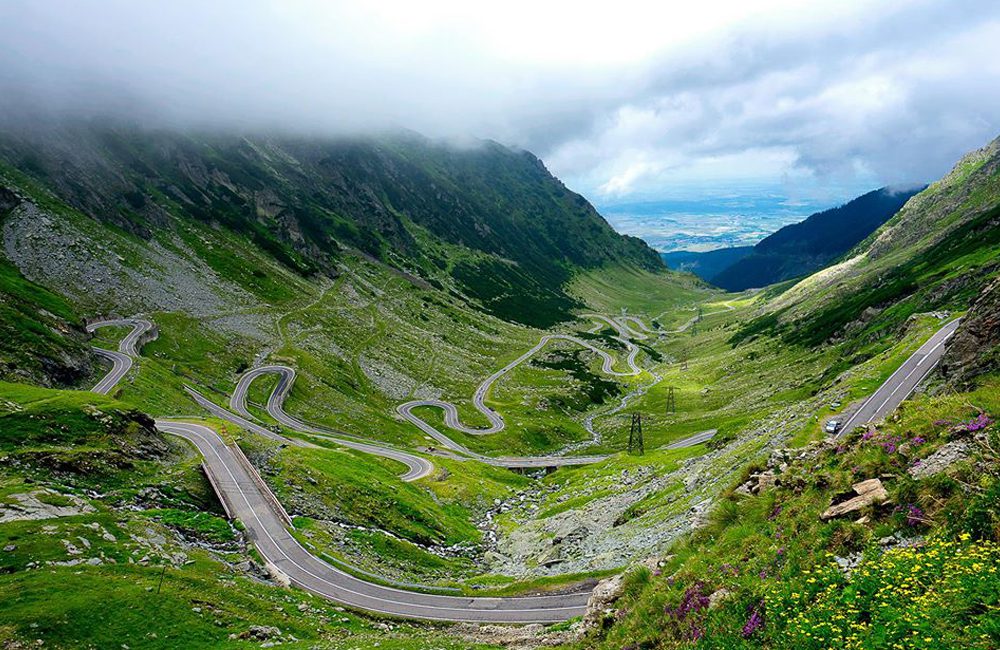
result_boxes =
[0,382,505,649]
[565,375,1000,650]
[0,258,95,387]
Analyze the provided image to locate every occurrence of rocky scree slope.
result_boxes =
[0,121,663,328]
[940,275,1000,389]
[0,187,95,387]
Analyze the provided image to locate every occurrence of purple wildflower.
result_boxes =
[964,413,993,432]
[665,582,711,620]
[718,563,740,577]
[665,582,711,641]
[741,601,765,638]
[895,503,925,526]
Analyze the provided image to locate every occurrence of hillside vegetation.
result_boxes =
[0,187,95,387]
[568,374,1000,649]
[0,383,500,650]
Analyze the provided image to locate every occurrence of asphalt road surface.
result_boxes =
[189,381,434,482]
[157,420,591,622]
[231,365,608,470]
[86,318,154,394]
[836,318,962,437]
[664,429,717,449]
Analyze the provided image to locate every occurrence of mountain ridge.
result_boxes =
[0,121,664,328]
[735,134,1000,348]
[698,186,922,290]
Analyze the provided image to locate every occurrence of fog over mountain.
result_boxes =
[2,0,998,206]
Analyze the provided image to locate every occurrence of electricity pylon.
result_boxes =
[627,413,644,455]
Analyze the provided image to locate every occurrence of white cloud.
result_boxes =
[0,0,998,203]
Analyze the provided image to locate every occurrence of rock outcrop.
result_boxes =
[909,440,974,478]
[940,277,1000,389]
[583,574,625,628]
[820,479,889,520]
[0,490,95,524]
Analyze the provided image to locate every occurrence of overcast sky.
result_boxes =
[2,0,998,206]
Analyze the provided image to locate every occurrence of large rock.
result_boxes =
[940,277,1000,389]
[583,574,625,628]
[708,588,733,609]
[237,626,281,641]
[0,490,94,524]
[820,479,889,520]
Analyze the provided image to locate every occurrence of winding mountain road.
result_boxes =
[399,330,641,436]
[87,318,154,394]
[227,318,713,469]
[232,365,609,469]
[83,310,955,622]
[186,382,434,482]
[586,313,652,341]
[156,420,590,622]
[83,311,724,622]
[394,314,644,458]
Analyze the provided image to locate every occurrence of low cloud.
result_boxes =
[1,0,998,202]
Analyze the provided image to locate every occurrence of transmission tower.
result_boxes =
[627,413,644,455]
[665,386,676,414]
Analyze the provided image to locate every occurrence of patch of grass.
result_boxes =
[34,491,74,508]
[142,508,235,544]
[262,441,480,547]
